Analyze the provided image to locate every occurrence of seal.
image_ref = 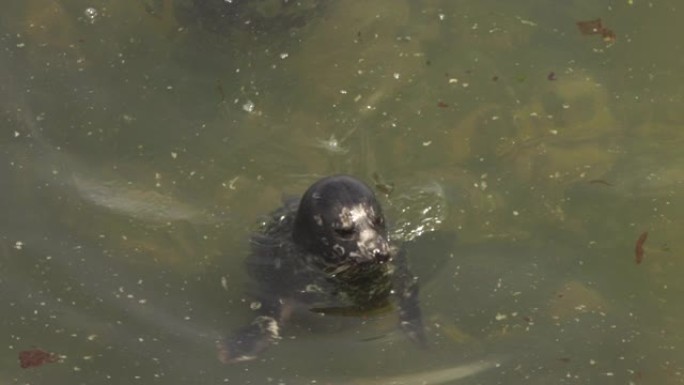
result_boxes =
[218,175,425,363]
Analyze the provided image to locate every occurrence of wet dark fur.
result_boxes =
[219,175,425,363]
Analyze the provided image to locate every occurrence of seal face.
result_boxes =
[293,175,391,272]
[219,175,425,364]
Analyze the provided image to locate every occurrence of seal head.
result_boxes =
[292,175,390,273]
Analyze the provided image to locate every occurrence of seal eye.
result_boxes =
[334,227,356,239]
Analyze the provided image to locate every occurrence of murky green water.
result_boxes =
[2,1,684,384]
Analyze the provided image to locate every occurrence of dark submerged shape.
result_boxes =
[218,175,425,363]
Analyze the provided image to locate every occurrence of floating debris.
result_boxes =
[372,172,395,196]
[216,80,226,102]
[635,231,648,264]
[588,179,614,186]
[312,134,349,154]
[19,348,59,369]
[576,18,616,43]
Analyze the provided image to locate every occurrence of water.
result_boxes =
[2,0,684,384]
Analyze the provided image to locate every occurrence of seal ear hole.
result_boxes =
[334,227,356,239]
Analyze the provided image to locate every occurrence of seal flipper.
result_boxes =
[218,315,281,363]
[398,282,427,347]
[218,295,284,364]
[393,248,427,347]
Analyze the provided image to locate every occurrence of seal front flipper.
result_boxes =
[398,284,427,347]
[393,248,428,347]
[218,295,284,364]
[218,315,282,363]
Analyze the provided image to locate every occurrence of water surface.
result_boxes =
[2,1,684,384]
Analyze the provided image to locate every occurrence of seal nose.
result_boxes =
[373,248,390,263]
[371,238,391,263]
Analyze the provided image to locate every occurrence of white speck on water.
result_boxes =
[228,177,238,190]
[14,131,20,137]
[448,78,458,84]
[393,72,400,80]
[16,42,25,48]
[495,313,507,321]
[513,210,520,216]
[250,301,262,310]
[279,52,289,59]
[513,16,537,27]
[242,100,255,113]
[14,241,23,250]
[339,89,348,94]
[314,134,348,154]
[171,152,177,159]
[438,13,446,21]
[84,7,98,23]
[422,141,432,146]
[221,276,229,290]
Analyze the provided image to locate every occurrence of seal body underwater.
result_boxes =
[218,175,425,363]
